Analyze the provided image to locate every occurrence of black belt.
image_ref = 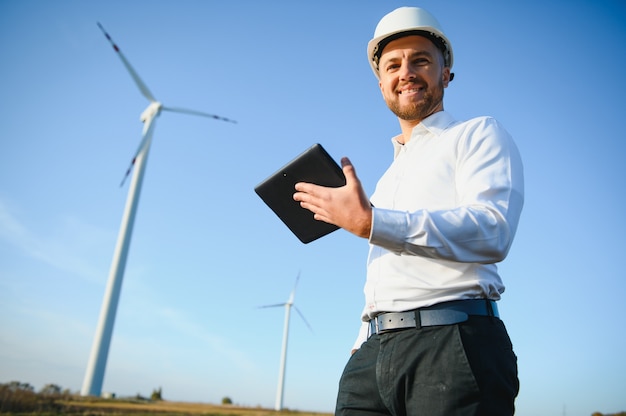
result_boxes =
[369,299,499,336]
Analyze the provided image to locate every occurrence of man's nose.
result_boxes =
[399,61,416,80]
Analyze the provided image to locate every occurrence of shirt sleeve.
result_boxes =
[369,118,524,263]
[352,320,370,351]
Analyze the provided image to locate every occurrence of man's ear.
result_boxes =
[442,67,452,88]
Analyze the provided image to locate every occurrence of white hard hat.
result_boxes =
[367,7,454,80]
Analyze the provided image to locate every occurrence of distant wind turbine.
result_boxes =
[81,23,236,398]
[259,273,313,411]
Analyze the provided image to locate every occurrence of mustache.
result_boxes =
[396,79,427,92]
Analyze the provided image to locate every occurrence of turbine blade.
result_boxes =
[119,112,158,187]
[288,271,301,304]
[294,306,314,334]
[119,157,136,187]
[97,22,157,103]
[258,303,286,309]
[162,105,237,124]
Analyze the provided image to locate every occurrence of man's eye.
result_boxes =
[413,58,429,65]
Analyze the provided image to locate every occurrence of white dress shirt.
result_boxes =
[353,110,524,349]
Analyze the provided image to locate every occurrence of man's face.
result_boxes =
[378,35,450,123]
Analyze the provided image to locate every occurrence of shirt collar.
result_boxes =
[418,110,456,136]
[391,111,457,156]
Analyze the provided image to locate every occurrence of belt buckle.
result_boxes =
[369,311,416,336]
[368,318,379,337]
[369,315,390,336]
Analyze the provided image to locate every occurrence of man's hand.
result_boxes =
[293,157,372,239]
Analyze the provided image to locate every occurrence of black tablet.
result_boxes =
[254,143,346,243]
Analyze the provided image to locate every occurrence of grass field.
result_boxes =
[57,398,333,415]
[0,392,333,416]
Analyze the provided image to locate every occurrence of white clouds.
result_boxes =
[0,197,113,284]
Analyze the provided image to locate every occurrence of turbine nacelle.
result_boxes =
[141,101,163,122]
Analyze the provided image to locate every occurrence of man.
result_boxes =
[294,6,523,416]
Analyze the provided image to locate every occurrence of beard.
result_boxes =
[387,78,445,122]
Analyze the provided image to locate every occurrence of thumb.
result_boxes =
[340,157,359,184]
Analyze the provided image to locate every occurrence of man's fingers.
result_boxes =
[294,182,320,204]
[341,157,360,186]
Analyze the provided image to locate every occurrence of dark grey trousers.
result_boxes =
[335,316,519,416]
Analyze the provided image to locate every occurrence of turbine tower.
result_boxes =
[259,273,312,411]
[81,23,235,397]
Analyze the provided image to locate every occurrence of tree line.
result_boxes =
[0,381,165,413]
[0,381,235,413]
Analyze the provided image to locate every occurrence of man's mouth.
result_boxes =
[398,84,425,95]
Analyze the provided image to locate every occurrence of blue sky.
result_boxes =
[1,0,625,414]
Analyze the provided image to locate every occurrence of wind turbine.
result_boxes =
[259,273,313,411]
[81,23,236,397]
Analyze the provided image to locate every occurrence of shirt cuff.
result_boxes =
[369,207,409,253]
